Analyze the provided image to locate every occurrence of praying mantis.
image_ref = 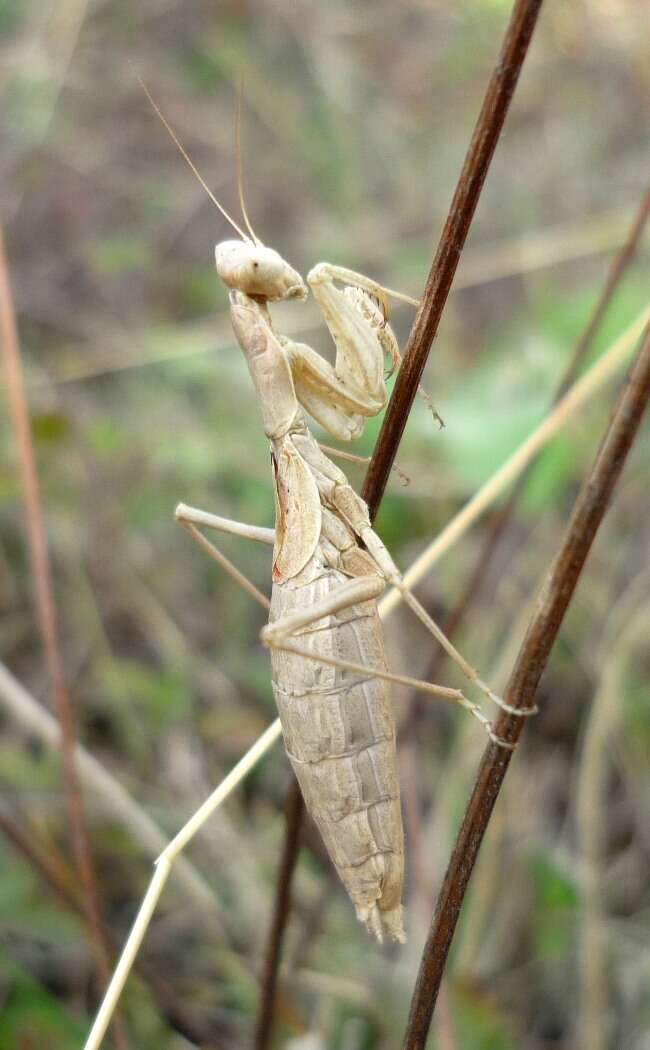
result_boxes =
[83,83,527,1050]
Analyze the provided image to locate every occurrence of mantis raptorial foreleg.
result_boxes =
[256,263,414,441]
[272,262,441,444]
[308,264,404,390]
[306,263,442,428]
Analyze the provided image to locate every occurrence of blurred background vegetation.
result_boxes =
[1,1,649,1048]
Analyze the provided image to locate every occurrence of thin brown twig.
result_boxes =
[363,0,545,517]
[0,226,128,1050]
[558,187,650,396]
[0,802,81,915]
[402,324,650,1050]
[253,780,305,1050]
[254,2,544,1043]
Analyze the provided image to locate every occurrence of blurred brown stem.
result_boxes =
[402,324,650,1049]
[0,226,127,1050]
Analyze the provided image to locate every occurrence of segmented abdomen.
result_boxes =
[270,567,405,941]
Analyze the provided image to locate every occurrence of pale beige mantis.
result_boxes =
[82,84,529,1050]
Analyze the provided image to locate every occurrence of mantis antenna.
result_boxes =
[137,74,252,244]
[235,83,262,246]
[137,71,440,426]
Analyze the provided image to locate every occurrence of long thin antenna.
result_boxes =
[137,73,251,244]
[236,82,262,246]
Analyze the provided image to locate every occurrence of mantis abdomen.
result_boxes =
[270,564,405,943]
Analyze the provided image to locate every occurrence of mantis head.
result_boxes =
[137,75,308,304]
[215,240,307,302]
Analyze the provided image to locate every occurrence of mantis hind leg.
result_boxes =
[260,575,517,749]
[285,443,535,727]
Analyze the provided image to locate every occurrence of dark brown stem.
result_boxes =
[402,325,650,1050]
[254,779,305,1050]
[255,2,545,1042]
[0,226,128,1050]
[362,0,545,517]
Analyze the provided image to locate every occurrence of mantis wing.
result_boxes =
[272,439,321,583]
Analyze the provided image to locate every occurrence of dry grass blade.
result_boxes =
[453,204,647,291]
[402,323,650,1050]
[0,802,81,916]
[0,226,128,1050]
[559,187,650,395]
[71,296,645,1050]
[33,204,645,389]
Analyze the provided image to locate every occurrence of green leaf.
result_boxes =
[452,979,515,1050]
[0,948,85,1050]
[0,844,81,941]
[109,658,193,729]
[529,852,579,960]
[32,410,70,445]
[88,417,128,456]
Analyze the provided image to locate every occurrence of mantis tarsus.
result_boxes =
[82,82,533,1050]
